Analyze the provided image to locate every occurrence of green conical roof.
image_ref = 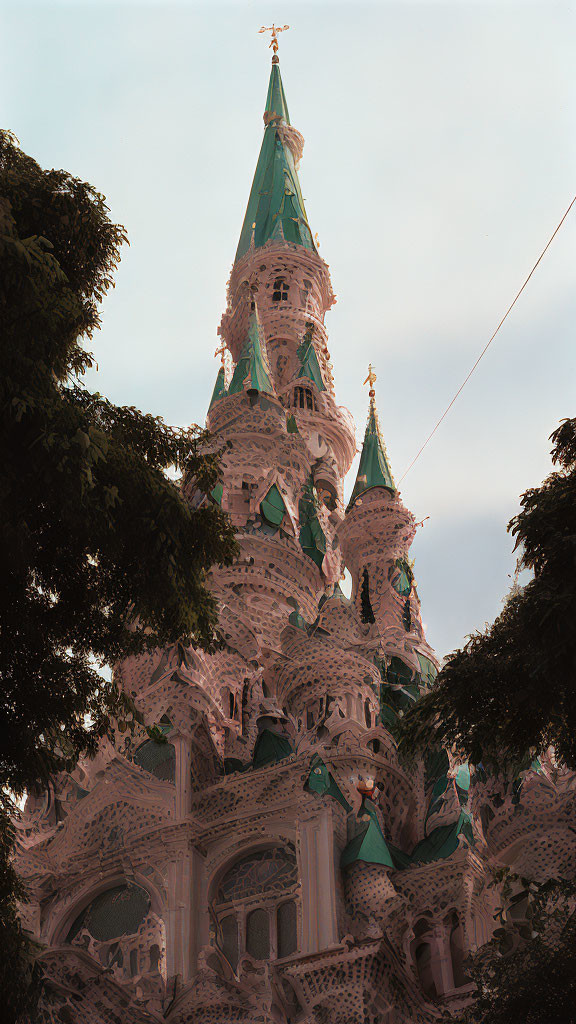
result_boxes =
[228,309,274,396]
[297,323,325,391]
[235,63,316,262]
[341,797,395,869]
[208,365,227,410]
[265,63,290,124]
[348,396,395,507]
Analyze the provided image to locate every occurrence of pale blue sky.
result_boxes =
[2,0,575,656]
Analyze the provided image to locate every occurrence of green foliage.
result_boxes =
[399,418,576,771]
[0,130,237,1018]
[454,880,576,1024]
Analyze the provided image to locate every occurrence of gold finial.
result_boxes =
[259,24,290,63]
[363,364,377,397]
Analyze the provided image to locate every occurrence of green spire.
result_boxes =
[348,384,395,507]
[208,365,227,410]
[265,63,290,124]
[235,63,316,262]
[228,308,274,396]
[297,322,325,391]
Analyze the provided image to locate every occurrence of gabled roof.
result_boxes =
[348,394,395,507]
[235,63,316,262]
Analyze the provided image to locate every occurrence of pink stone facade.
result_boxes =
[15,62,576,1024]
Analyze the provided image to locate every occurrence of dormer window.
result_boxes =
[272,277,289,302]
[293,386,317,411]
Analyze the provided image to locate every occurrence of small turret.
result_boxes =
[338,369,427,660]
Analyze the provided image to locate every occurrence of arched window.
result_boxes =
[364,699,372,728]
[293,386,317,411]
[246,908,270,960]
[65,883,164,984]
[272,277,289,301]
[132,722,175,783]
[213,846,299,963]
[411,917,440,1000]
[277,900,297,959]
[415,941,438,999]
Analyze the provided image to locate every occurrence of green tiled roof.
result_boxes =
[228,310,274,395]
[297,323,325,391]
[208,365,227,409]
[341,797,395,869]
[236,64,316,262]
[348,398,395,507]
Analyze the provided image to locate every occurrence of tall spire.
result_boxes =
[227,307,274,395]
[348,368,395,507]
[235,60,315,263]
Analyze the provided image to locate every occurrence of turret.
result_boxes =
[218,58,355,486]
[338,370,434,672]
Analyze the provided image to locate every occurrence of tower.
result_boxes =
[15,47,573,1024]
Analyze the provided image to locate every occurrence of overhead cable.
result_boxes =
[398,194,576,484]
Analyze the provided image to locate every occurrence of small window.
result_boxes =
[272,277,289,302]
[130,949,138,976]
[364,699,372,728]
[150,943,161,972]
[277,900,297,959]
[246,908,270,960]
[360,569,376,624]
[293,386,317,411]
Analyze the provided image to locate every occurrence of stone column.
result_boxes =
[165,842,207,983]
[299,807,339,953]
[172,733,192,820]
[432,922,455,995]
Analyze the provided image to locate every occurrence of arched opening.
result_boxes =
[132,727,175,784]
[415,941,438,999]
[447,911,469,987]
[212,845,299,964]
[364,699,372,728]
[360,569,376,624]
[65,882,165,984]
[293,385,317,411]
[411,917,439,1000]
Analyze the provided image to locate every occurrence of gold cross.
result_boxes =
[363,364,377,389]
[259,24,290,57]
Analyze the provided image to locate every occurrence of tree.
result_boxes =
[0,130,237,1020]
[454,879,576,1024]
[399,417,576,771]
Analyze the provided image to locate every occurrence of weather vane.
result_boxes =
[259,24,290,63]
[363,364,377,397]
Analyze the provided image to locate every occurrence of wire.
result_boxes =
[398,194,576,485]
